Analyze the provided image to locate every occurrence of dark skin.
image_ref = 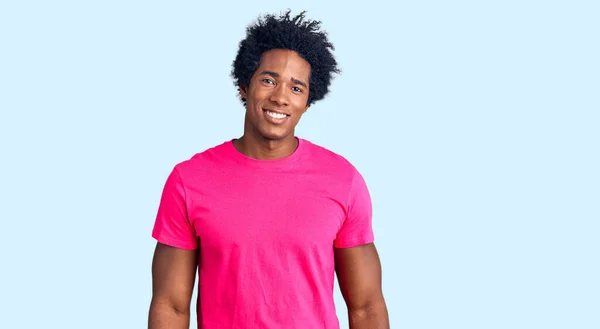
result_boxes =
[234,49,311,159]
[148,49,389,329]
[335,243,390,329]
[148,244,197,329]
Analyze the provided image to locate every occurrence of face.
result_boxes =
[240,49,311,142]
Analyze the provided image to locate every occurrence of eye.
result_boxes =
[292,86,303,93]
[262,78,274,85]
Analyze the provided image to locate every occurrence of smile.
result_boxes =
[264,109,289,119]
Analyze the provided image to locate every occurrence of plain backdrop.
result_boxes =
[1,1,598,328]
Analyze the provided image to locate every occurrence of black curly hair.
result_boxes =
[231,10,340,106]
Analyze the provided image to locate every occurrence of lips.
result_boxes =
[263,109,290,124]
[263,109,290,117]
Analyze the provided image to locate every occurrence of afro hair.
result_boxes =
[231,10,340,106]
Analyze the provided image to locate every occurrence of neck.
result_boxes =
[233,133,298,160]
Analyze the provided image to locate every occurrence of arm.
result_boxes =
[148,242,198,329]
[335,243,389,329]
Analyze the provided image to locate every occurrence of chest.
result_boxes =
[188,170,347,250]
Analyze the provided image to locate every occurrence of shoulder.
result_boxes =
[300,138,361,178]
[171,140,233,177]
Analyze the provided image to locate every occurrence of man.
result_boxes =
[148,10,389,329]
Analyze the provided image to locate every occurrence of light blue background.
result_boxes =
[1,1,598,328]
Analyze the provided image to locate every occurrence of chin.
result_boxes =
[258,127,290,141]
[259,132,286,141]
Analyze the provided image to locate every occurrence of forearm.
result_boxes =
[348,302,389,329]
[148,299,191,329]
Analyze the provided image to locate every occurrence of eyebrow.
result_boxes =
[260,70,308,88]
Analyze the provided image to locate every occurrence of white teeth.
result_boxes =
[266,110,287,119]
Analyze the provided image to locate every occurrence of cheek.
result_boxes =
[292,110,307,124]
[292,97,308,111]
[295,103,309,117]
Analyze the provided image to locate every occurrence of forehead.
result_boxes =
[257,49,311,80]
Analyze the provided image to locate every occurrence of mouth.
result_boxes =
[263,109,290,121]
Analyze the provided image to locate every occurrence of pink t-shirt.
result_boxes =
[152,137,374,329]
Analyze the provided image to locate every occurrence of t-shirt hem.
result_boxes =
[152,233,197,250]
[334,236,375,249]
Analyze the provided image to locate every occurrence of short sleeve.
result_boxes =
[151,166,198,250]
[334,169,375,248]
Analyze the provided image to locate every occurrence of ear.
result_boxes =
[239,86,248,101]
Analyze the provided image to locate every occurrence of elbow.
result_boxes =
[347,298,389,329]
[150,296,191,316]
[148,297,192,329]
[348,296,388,318]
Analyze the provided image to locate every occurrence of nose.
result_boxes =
[269,85,289,106]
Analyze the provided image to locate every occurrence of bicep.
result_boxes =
[151,242,198,311]
[335,243,384,310]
